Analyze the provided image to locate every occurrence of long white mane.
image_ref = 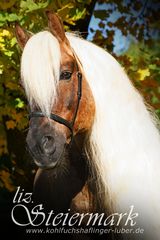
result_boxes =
[21,31,60,116]
[21,31,160,239]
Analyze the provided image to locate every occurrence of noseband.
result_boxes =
[29,70,82,143]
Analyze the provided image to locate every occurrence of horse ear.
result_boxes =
[15,22,31,49]
[46,11,66,43]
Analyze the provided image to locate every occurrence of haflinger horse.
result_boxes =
[15,11,160,239]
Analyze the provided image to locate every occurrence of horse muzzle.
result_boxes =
[26,128,66,169]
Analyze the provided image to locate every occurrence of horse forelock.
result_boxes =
[21,31,61,116]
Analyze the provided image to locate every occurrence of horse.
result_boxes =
[15,11,160,239]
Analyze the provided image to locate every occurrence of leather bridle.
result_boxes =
[29,68,82,143]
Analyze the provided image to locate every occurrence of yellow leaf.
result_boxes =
[0,0,16,10]
[0,36,5,42]
[14,112,23,123]
[0,170,15,192]
[0,42,5,51]
[5,82,18,90]
[137,68,150,81]
[1,30,11,37]
[6,120,16,129]
[0,64,3,74]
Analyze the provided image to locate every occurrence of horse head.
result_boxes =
[15,12,95,170]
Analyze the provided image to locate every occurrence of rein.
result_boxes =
[29,70,82,143]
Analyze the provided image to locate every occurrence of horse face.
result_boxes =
[16,12,95,169]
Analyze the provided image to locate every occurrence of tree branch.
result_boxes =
[138,0,149,18]
[65,0,97,38]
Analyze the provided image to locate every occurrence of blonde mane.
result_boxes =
[21,31,160,239]
[21,31,60,116]
[67,34,160,239]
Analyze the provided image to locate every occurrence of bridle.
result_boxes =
[29,62,82,144]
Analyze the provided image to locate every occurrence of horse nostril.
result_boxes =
[41,135,56,155]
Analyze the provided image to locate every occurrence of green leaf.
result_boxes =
[15,98,24,109]
[155,109,160,118]
[20,0,49,13]
[10,37,17,47]
[0,12,7,26]
[4,50,14,57]
[58,3,74,19]
[151,95,159,104]
[149,64,158,70]
[6,13,19,22]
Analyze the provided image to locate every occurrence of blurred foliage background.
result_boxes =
[0,0,160,205]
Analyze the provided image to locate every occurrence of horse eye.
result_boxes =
[60,71,72,80]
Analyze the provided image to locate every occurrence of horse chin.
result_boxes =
[34,160,58,170]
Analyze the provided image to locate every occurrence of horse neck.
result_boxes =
[71,132,112,214]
